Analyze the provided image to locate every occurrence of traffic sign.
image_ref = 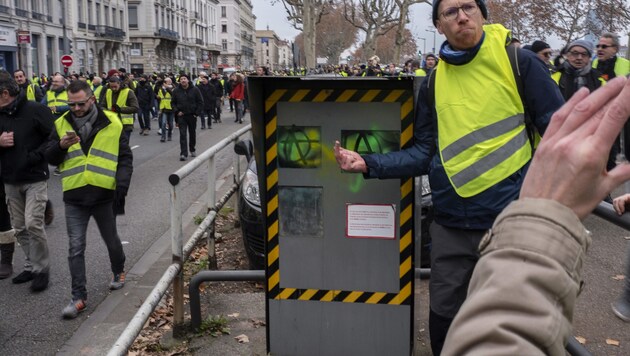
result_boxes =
[60,55,73,67]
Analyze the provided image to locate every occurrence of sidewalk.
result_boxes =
[56,142,246,355]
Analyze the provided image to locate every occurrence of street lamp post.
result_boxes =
[426,28,436,54]
[419,37,426,55]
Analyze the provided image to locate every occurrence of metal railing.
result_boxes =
[107,125,252,356]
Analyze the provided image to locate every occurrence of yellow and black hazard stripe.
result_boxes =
[265,88,414,305]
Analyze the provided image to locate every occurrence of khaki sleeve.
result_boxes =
[443,198,591,356]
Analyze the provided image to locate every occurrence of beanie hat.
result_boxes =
[107,69,118,78]
[568,39,594,57]
[425,53,438,61]
[531,40,550,54]
[179,73,190,81]
[432,0,487,26]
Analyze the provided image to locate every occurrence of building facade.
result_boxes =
[128,0,221,76]
[277,39,293,70]
[255,29,279,70]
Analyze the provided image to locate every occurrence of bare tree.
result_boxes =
[341,0,400,60]
[273,0,333,69]
[392,1,430,64]
[590,0,630,35]
[486,0,540,42]
[375,26,418,63]
[318,2,359,63]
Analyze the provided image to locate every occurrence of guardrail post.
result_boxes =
[170,181,185,336]
[233,139,241,185]
[207,156,218,270]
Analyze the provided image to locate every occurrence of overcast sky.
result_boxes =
[250,1,628,54]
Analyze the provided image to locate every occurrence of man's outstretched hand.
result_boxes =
[521,76,630,219]
[334,140,368,173]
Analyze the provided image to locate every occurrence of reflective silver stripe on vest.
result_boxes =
[61,166,84,178]
[441,114,525,162]
[87,164,116,178]
[450,128,529,188]
[90,148,118,162]
[65,150,84,160]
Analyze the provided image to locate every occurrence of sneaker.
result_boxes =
[612,298,630,322]
[168,136,172,141]
[0,263,12,279]
[30,272,49,292]
[110,272,126,290]
[143,129,150,136]
[180,155,186,161]
[160,138,165,143]
[12,270,33,284]
[45,200,54,225]
[62,299,87,319]
[191,151,196,157]
[139,128,146,135]
[53,167,61,176]
[158,129,162,135]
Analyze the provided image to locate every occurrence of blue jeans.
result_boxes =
[4,181,49,273]
[66,201,125,300]
[161,111,174,140]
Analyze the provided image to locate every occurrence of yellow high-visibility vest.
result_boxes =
[157,88,172,110]
[54,110,121,192]
[435,24,530,198]
[105,88,134,125]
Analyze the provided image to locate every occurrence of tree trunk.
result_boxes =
[303,0,317,70]
[393,3,409,64]
[363,29,377,59]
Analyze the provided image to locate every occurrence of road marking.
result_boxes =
[131,145,140,150]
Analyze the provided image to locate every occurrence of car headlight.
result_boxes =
[242,169,261,206]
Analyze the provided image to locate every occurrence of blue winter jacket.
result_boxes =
[362,39,564,230]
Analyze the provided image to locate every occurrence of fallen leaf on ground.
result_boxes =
[575,336,586,344]
[612,275,626,281]
[235,334,249,343]
[606,338,620,346]
[228,313,240,318]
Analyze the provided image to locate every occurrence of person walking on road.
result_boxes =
[196,74,215,129]
[135,74,155,136]
[42,73,70,119]
[171,74,203,161]
[157,77,175,142]
[334,1,563,353]
[0,70,54,292]
[45,80,133,319]
[210,72,224,123]
[230,73,245,124]
[99,76,139,143]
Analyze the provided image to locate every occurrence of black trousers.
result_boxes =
[177,114,196,157]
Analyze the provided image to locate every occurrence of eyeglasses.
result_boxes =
[568,51,589,58]
[440,2,478,22]
[542,52,552,58]
[596,44,615,49]
[67,98,92,107]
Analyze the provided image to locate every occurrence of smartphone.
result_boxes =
[66,130,77,138]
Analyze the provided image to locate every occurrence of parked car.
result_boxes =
[234,139,432,270]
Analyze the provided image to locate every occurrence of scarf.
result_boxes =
[562,61,592,91]
[73,104,98,140]
[439,32,486,65]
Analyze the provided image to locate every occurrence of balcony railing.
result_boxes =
[0,5,9,14]
[156,27,179,41]
[196,38,203,45]
[78,22,87,29]
[88,24,96,31]
[95,25,125,40]
[32,11,46,21]
[15,8,27,17]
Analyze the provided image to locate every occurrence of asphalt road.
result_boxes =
[0,110,249,356]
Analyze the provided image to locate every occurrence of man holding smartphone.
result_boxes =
[45,80,133,319]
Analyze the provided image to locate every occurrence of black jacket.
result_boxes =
[210,78,224,97]
[135,81,155,109]
[197,83,216,110]
[0,95,53,184]
[555,63,603,101]
[171,84,203,116]
[45,105,133,209]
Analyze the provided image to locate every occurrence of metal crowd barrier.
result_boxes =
[107,124,252,356]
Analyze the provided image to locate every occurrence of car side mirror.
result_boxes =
[234,139,254,162]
